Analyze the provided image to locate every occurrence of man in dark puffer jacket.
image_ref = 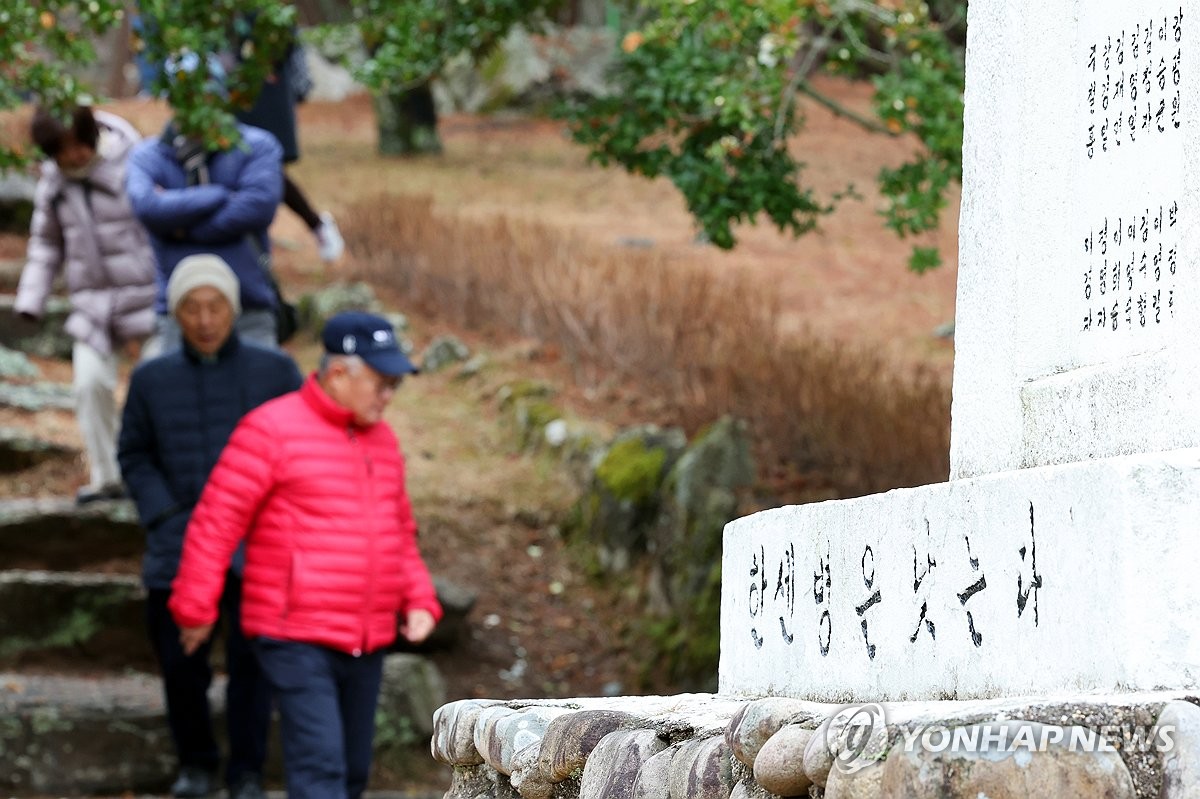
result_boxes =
[118,255,302,799]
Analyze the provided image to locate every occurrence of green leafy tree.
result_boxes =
[0,0,126,168]
[348,0,561,93]
[3,0,966,269]
[133,0,294,146]
[320,0,562,154]
[0,0,293,165]
[557,0,966,270]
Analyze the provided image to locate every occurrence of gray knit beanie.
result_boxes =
[167,254,241,316]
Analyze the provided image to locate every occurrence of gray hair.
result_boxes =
[317,353,365,378]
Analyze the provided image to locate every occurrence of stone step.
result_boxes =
[0,654,448,796]
[0,570,152,670]
[0,293,73,360]
[0,380,74,411]
[1,669,194,795]
[0,565,474,670]
[0,428,75,472]
[0,344,40,379]
[0,256,25,291]
[0,497,142,571]
[0,173,35,235]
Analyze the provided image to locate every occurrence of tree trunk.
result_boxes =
[373,82,442,156]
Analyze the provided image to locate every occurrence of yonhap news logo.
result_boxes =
[825,703,889,774]
[826,703,1176,775]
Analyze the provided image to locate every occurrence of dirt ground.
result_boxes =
[1,76,960,749]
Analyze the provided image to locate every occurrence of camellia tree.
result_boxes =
[0,0,292,165]
[3,0,965,269]
[126,0,294,144]
[0,0,126,168]
[334,0,563,154]
[330,0,966,270]
[558,0,966,271]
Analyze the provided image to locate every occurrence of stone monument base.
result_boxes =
[431,691,1200,798]
[720,448,1200,700]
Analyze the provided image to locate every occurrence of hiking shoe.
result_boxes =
[171,766,217,798]
[75,483,126,505]
[315,211,344,262]
[229,774,266,799]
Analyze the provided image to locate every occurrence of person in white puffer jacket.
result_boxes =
[15,105,158,504]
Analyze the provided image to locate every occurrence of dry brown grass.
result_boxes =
[344,195,950,498]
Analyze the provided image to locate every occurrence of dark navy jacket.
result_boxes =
[118,334,302,588]
[124,123,283,314]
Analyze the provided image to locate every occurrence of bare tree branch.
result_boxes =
[798,82,898,136]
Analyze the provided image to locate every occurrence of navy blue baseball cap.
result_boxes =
[322,312,418,377]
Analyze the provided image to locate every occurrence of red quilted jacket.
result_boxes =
[169,375,442,654]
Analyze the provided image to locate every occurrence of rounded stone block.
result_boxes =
[632,744,679,799]
[481,707,569,776]
[752,723,814,797]
[725,697,818,768]
[729,779,775,799]
[432,699,495,765]
[1159,700,1200,798]
[668,735,735,799]
[824,764,883,799]
[510,740,553,799]
[538,709,639,781]
[434,699,503,766]
[879,721,1136,798]
[579,729,668,799]
[802,715,835,786]
[474,706,519,773]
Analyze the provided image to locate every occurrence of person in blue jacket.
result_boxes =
[233,23,344,264]
[125,110,284,357]
[118,255,302,799]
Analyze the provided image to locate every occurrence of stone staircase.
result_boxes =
[0,488,191,794]
[0,481,470,795]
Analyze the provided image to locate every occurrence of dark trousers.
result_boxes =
[252,638,384,799]
[145,574,272,786]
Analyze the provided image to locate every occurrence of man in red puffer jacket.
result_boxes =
[169,311,441,799]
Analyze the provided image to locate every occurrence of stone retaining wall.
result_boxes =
[431,692,1200,798]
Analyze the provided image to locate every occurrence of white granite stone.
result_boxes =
[1158,700,1200,798]
[720,449,1200,700]
[952,0,1199,478]
[578,730,668,799]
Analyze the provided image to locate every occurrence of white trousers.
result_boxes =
[73,341,121,490]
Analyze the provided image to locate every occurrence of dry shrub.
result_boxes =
[343,194,950,497]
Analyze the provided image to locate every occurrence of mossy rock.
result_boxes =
[595,437,667,506]
[569,425,686,573]
[296,281,396,336]
[636,559,723,692]
[420,335,470,373]
[640,416,755,688]
[513,398,563,450]
[652,416,754,608]
[496,379,556,411]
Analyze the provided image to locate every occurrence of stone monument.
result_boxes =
[721,0,1197,702]
[430,2,1200,797]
